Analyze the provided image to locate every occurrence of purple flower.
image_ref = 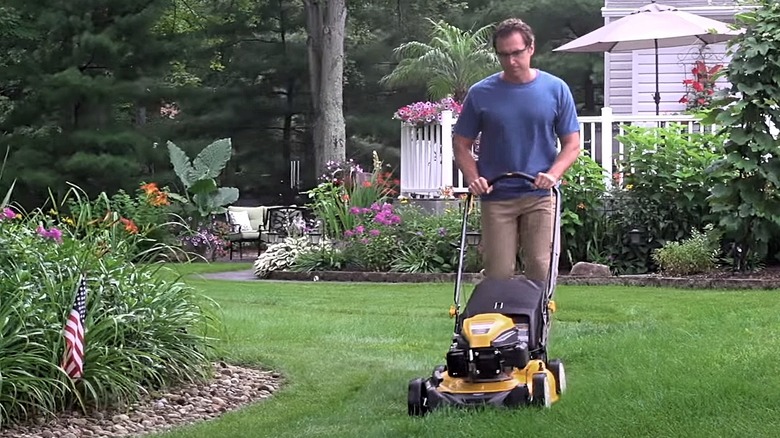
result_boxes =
[355,225,365,234]
[37,225,63,243]
[344,230,354,238]
[438,228,446,236]
[349,207,363,215]
[369,229,381,237]
[1,207,16,220]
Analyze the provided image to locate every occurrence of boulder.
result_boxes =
[568,262,613,277]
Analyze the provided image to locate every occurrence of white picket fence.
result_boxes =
[399,107,730,198]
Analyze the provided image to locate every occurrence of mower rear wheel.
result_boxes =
[547,359,567,394]
[407,378,428,416]
[531,373,552,408]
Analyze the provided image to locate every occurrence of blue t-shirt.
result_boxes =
[453,70,579,200]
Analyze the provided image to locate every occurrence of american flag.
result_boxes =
[61,275,87,379]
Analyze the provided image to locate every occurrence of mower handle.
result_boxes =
[451,171,561,333]
[485,171,538,187]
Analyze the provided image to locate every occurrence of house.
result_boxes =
[603,0,751,115]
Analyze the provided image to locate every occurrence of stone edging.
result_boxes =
[264,271,780,290]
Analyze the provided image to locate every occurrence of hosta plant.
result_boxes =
[254,237,322,278]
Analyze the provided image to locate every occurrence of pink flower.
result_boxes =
[369,229,381,236]
[37,225,63,243]
[1,207,16,220]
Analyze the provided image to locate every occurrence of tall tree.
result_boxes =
[0,0,178,208]
[303,0,347,175]
[378,18,499,103]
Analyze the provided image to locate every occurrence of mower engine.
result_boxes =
[446,313,531,381]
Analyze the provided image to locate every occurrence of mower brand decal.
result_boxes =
[470,322,494,335]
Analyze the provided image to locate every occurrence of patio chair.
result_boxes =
[226,206,269,260]
[263,206,310,244]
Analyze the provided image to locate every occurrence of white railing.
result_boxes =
[399,107,732,198]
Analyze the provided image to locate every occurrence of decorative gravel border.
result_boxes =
[262,270,780,290]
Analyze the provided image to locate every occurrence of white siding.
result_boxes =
[631,44,730,114]
[603,1,741,115]
[606,51,634,114]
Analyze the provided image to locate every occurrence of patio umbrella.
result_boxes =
[553,0,742,115]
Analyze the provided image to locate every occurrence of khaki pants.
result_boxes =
[480,194,559,282]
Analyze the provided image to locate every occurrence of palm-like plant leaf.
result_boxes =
[381,18,499,101]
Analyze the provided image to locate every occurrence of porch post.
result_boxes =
[440,110,454,190]
[600,106,614,187]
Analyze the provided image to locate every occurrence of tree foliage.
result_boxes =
[703,0,780,271]
[0,0,605,208]
[379,18,498,102]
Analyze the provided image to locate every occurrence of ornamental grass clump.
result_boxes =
[0,189,220,428]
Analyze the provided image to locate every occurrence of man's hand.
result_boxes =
[468,176,493,195]
[533,172,558,190]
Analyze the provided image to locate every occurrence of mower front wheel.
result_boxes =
[531,373,552,408]
[547,359,567,394]
[407,378,428,416]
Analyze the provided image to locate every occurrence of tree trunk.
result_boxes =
[304,0,346,176]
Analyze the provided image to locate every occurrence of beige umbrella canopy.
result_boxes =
[554,0,742,114]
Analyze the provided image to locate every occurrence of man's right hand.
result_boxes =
[468,176,492,195]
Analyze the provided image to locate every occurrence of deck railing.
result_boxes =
[399,107,742,198]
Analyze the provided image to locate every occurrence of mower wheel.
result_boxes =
[531,373,552,408]
[407,378,428,416]
[547,359,567,394]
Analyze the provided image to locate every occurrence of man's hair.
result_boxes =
[492,18,535,49]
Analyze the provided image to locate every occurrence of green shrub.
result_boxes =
[701,0,780,271]
[607,123,727,274]
[560,152,609,267]
[0,190,220,427]
[652,226,720,276]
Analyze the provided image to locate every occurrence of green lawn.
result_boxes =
[154,265,780,438]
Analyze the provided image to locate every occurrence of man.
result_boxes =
[453,18,581,282]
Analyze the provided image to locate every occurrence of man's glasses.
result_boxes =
[496,47,529,59]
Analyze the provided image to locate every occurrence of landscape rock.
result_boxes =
[0,363,283,438]
[568,261,613,277]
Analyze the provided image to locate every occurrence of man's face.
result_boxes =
[495,32,534,73]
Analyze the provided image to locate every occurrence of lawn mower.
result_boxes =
[407,172,566,416]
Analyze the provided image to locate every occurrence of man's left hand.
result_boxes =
[533,172,558,190]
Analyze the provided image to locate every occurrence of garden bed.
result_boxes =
[261,270,780,290]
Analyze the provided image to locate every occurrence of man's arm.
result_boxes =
[453,133,478,184]
[547,132,580,181]
[454,133,491,194]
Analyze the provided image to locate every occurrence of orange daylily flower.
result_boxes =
[140,182,159,194]
[120,217,139,234]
